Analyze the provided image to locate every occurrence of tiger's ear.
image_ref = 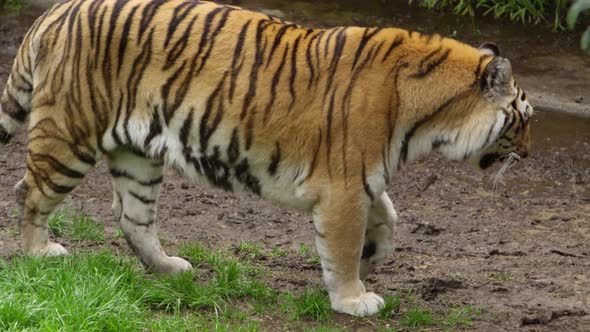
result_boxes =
[478,42,501,57]
[480,56,515,105]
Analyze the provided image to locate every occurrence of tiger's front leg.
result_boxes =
[313,190,384,316]
[108,149,193,275]
[360,191,398,279]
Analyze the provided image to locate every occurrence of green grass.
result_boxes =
[378,295,402,319]
[0,252,146,331]
[443,306,482,327]
[0,240,483,330]
[48,209,105,243]
[237,241,263,259]
[282,288,332,322]
[268,245,288,259]
[401,306,435,328]
[298,243,322,264]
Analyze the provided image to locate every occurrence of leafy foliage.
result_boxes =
[415,0,569,30]
[567,0,590,54]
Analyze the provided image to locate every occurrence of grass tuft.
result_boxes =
[283,288,332,322]
[0,252,145,331]
[401,306,434,327]
[443,306,482,327]
[237,241,263,259]
[48,209,105,243]
[378,295,402,319]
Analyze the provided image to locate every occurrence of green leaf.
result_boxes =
[567,0,590,30]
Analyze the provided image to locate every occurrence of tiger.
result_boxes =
[0,0,533,316]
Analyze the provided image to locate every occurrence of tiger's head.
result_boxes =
[469,43,533,170]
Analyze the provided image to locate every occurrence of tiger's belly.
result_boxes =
[102,115,318,212]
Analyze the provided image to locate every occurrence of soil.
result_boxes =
[1,2,590,331]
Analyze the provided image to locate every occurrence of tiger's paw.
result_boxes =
[152,256,193,275]
[331,291,385,317]
[25,242,68,257]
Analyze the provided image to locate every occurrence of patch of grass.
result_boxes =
[8,207,20,218]
[142,242,272,312]
[401,306,434,328]
[282,288,332,322]
[269,245,288,259]
[489,271,512,282]
[0,252,146,331]
[48,209,69,237]
[48,209,105,243]
[297,243,321,264]
[5,226,19,238]
[237,241,263,259]
[298,243,312,257]
[378,295,402,319]
[443,306,482,327]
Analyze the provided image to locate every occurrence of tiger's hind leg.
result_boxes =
[360,192,398,279]
[18,127,97,256]
[107,148,193,275]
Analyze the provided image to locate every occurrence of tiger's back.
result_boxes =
[0,0,533,317]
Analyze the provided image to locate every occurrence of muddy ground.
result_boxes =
[1,2,590,331]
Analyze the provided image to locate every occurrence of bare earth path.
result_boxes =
[1,3,589,331]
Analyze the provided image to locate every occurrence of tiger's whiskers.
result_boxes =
[492,152,520,194]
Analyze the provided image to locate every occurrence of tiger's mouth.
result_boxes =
[479,152,522,169]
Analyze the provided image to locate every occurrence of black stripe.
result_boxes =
[266,24,293,68]
[129,191,156,204]
[301,129,322,183]
[199,73,227,152]
[288,35,301,111]
[94,7,107,70]
[110,168,163,186]
[195,7,233,76]
[229,20,251,100]
[144,105,163,147]
[411,48,451,79]
[164,15,198,70]
[241,20,268,120]
[117,5,140,75]
[138,0,166,43]
[124,213,154,225]
[227,128,240,164]
[323,28,347,100]
[263,42,289,122]
[164,1,199,48]
[361,159,374,201]
[305,32,320,88]
[179,107,194,147]
[3,91,27,122]
[400,94,460,163]
[352,27,381,70]
[381,35,403,62]
[268,142,281,175]
[125,28,155,142]
[111,94,124,145]
[103,0,128,96]
[160,60,188,123]
[30,153,85,178]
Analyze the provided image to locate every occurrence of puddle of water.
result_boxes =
[531,109,590,151]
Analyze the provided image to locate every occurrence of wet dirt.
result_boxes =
[1,1,590,331]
